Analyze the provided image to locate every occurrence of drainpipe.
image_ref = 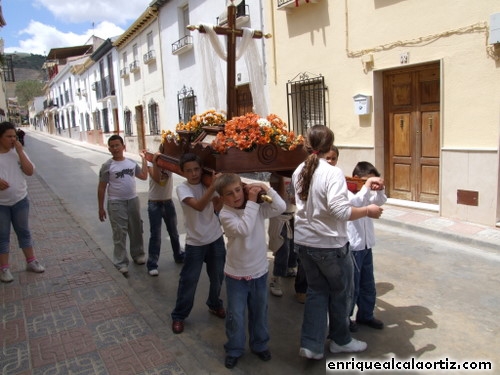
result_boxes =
[269,0,277,85]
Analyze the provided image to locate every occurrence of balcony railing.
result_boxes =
[93,81,102,99]
[120,67,129,78]
[143,50,156,64]
[218,4,249,26]
[43,99,58,109]
[95,76,116,100]
[277,0,319,11]
[129,60,140,73]
[172,35,193,55]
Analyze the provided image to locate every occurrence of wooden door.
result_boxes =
[113,108,119,134]
[135,105,146,151]
[383,63,440,204]
[236,84,253,116]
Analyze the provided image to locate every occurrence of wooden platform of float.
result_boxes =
[148,133,308,177]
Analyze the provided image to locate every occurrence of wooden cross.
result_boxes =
[187,0,271,120]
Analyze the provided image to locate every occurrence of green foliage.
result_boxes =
[10,53,45,70]
[15,80,45,108]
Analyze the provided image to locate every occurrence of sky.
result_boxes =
[0,0,152,55]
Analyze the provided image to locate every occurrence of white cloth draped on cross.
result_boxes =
[197,23,269,117]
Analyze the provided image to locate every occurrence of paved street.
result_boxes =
[1,130,499,374]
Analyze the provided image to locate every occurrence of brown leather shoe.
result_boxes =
[252,349,272,361]
[172,320,184,334]
[225,355,238,368]
[356,317,384,329]
[295,293,306,304]
[209,307,226,319]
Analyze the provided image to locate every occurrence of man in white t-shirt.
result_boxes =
[98,135,148,275]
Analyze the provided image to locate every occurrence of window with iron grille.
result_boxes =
[107,53,115,94]
[85,113,91,131]
[286,72,327,135]
[71,110,76,127]
[94,110,101,130]
[177,86,196,123]
[102,107,110,133]
[124,109,132,136]
[148,100,160,135]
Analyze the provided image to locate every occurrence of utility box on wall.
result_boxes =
[353,94,371,115]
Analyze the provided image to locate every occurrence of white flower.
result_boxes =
[257,118,271,127]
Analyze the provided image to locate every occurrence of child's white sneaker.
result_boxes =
[269,277,283,297]
[26,260,45,273]
[0,268,14,283]
[148,269,159,276]
[299,347,324,360]
[329,338,367,353]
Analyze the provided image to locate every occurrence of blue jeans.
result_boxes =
[147,200,182,270]
[294,259,308,293]
[224,273,269,358]
[0,196,33,254]
[272,222,297,277]
[171,236,226,321]
[351,248,376,321]
[297,243,354,354]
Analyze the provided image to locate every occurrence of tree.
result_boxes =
[15,80,45,109]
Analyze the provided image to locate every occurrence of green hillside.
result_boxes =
[9,53,45,70]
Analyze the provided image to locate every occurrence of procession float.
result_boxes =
[146,110,308,180]
[145,0,365,192]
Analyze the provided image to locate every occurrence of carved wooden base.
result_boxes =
[152,139,308,176]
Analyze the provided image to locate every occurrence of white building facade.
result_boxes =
[158,0,270,127]
[114,6,166,154]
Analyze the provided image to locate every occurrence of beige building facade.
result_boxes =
[266,0,500,226]
[114,5,165,155]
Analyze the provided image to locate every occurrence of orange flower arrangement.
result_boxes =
[161,129,179,144]
[212,113,304,153]
[175,109,226,141]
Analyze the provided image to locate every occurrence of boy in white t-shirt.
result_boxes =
[347,162,386,332]
[98,135,148,275]
[170,153,226,335]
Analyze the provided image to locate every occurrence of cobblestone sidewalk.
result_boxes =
[1,175,187,375]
